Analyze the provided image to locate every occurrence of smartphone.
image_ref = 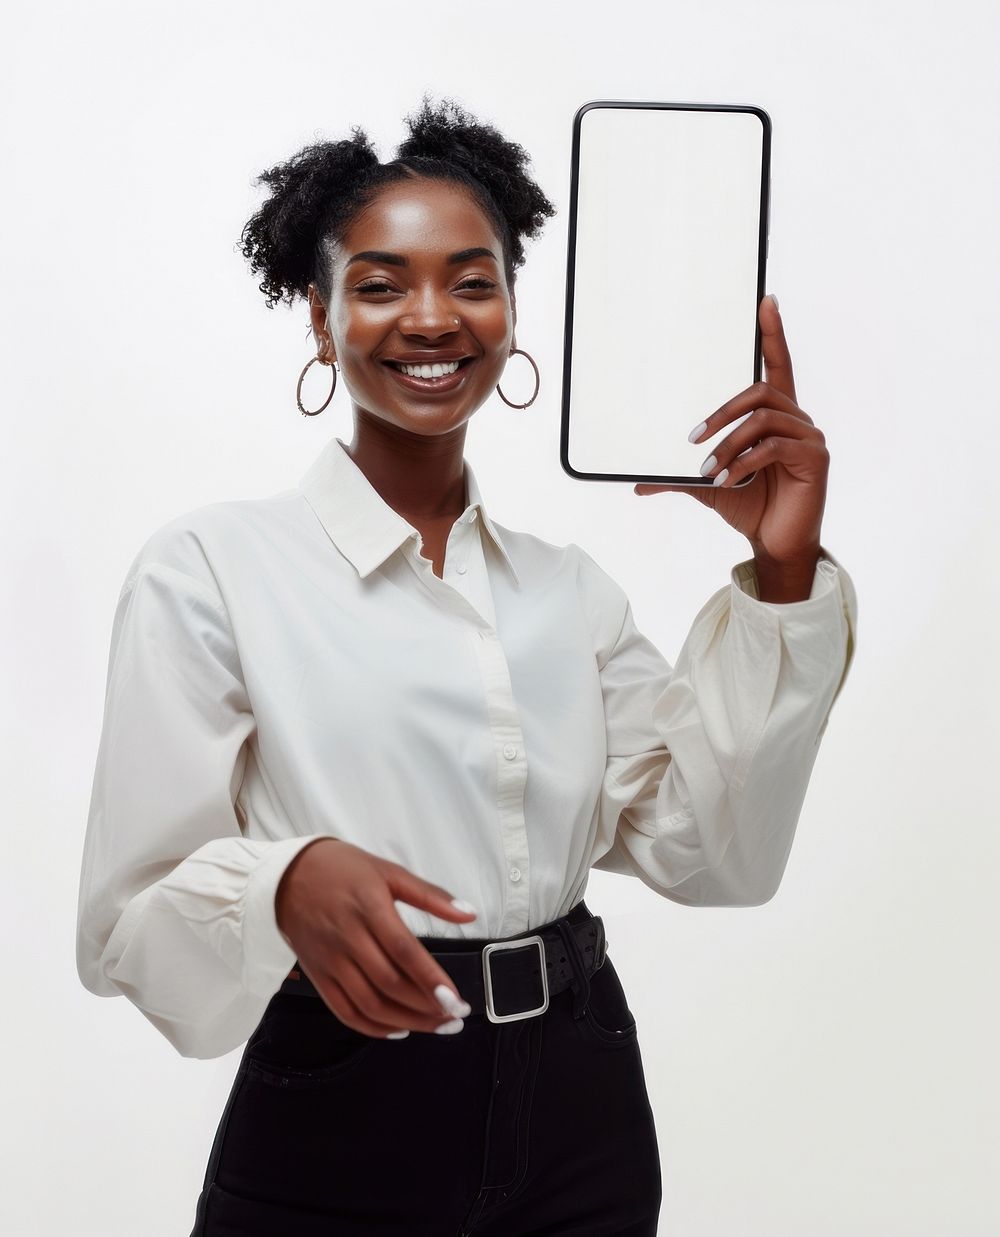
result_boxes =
[560,100,772,487]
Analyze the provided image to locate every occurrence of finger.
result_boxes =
[355,908,469,1020]
[318,967,400,1037]
[382,859,480,927]
[634,482,716,501]
[760,295,797,405]
[318,968,433,1039]
[358,905,472,1019]
[380,863,479,1009]
[689,378,809,449]
[710,434,828,487]
[367,902,474,1019]
[330,952,467,1036]
[698,407,821,478]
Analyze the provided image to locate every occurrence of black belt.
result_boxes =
[278,899,608,1024]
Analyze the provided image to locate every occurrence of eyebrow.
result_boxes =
[345,246,498,269]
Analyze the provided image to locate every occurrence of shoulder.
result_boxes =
[119,488,301,607]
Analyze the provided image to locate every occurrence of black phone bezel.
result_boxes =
[559,99,772,487]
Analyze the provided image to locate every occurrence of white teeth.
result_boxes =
[395,360,461,378]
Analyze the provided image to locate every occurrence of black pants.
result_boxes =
[190,901,662,1235]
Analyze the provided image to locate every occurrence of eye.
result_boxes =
[355,277,497,294]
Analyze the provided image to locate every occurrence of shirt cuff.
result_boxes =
[241,834,336,997]
[731,546,843,622]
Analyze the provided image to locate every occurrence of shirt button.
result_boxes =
[457,563,467,574]
[509,866,521,882]
[503,743,517,760]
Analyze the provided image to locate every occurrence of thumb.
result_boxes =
[635,482,717,507]
[383,861,479,923]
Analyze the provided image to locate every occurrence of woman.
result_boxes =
[76,95,857,1235]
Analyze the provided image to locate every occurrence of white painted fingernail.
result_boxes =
[435,1018,465,1034]
[713,468,730,487]
[688,421,707,444]
[451,898,477,914]
[386,1030,410,1039]
[435,984,472,1018]
[699,454,717,477]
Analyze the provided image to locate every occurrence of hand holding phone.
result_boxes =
[634,293,832,578]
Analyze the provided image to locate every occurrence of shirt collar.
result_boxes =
[296,435,520,586]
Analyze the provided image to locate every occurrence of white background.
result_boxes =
[2,1,997,1233]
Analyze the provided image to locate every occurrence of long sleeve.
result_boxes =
[588,545,857,906]
[76,557,324,1059]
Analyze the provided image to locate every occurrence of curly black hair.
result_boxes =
[238,94,557,312]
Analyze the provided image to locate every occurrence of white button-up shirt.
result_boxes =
[76,435,858,1059]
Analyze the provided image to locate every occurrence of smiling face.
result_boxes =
[308,176,517,439]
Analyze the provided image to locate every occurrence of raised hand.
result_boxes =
[635,294,829,567]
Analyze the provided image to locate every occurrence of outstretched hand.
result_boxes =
[634,295,828,566]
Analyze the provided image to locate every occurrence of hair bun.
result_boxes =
[397,94,554,248]
[239,96,555,311]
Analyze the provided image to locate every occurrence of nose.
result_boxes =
[397,290,462,341]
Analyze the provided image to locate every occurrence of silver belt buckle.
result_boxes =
[482,934,549,1024]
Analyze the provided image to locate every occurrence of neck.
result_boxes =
[345,414,469,521]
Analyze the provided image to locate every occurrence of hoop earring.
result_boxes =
[496,347,539,409]
[297,355,337,416]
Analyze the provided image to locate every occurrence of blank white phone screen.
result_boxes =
[563,103,769,482]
